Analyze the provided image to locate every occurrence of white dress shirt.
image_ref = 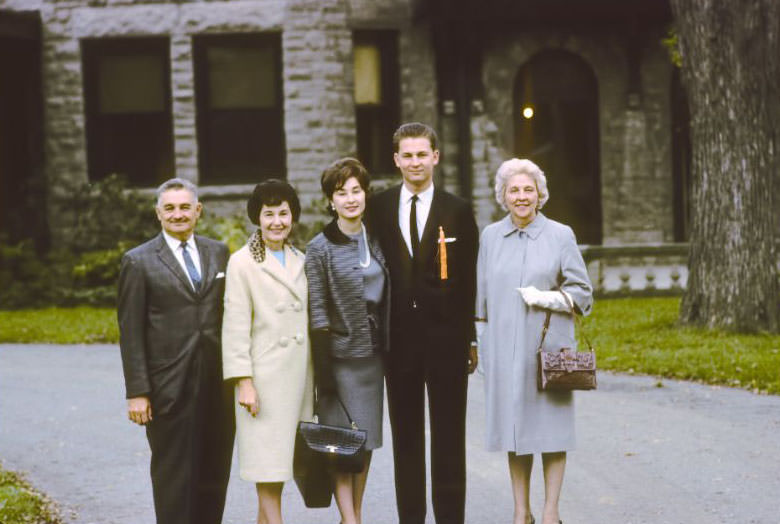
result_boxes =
[162,230,202,290]
[398,183,434,257]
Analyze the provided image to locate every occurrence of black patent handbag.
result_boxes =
[295,394,367,473]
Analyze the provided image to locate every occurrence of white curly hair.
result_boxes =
[494,158,549,211]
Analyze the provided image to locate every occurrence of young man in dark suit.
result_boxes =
[117,178,234,524]
[368,123,479,524]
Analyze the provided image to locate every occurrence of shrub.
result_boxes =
[63,174,159,252]
[197,213,251,254]
[0,179,333,309]
[0,175,157,309]
[0,238,70,308]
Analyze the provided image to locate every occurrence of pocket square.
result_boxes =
[216,272,225,279]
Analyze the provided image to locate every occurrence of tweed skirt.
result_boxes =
[317,351,384,450]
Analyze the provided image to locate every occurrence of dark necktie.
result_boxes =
[180,242,201,292]
[410,195,420,258]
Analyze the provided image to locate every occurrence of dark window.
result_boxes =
[353,30,399,176]
[514,50,602,245]
[81,37,174,186]
[193,33,285,185]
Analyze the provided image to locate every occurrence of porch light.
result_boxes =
[522,106,534,119]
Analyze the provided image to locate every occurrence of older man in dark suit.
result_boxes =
[118,178,234,524]
[368,123,479,524]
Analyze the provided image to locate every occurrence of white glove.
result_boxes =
[474,321,487,375]
[517,286,572,312]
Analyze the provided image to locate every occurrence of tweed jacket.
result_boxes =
[305,219,390,358]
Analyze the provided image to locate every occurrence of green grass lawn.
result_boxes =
[0,466,63,524]
[0,307,118,344]
[1,298,778,393]
[580,297,780,394]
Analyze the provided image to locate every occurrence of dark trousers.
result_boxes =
[146,356,235,524]
[386,329,469,524]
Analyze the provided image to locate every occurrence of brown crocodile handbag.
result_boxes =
[536,291,597,391]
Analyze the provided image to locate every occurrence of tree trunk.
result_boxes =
[671,0,779,332]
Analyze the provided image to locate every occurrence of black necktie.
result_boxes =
[180,242,201,292]
[410,195,420,258]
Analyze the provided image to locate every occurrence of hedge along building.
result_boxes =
[0,0,690,295]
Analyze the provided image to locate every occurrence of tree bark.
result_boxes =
[671,0,779,332]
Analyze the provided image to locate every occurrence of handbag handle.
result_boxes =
[313,385,360,430]
[537,290,594,353]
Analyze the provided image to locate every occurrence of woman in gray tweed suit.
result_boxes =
[304,157,389,524]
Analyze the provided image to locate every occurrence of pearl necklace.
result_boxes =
[359,224,370,268]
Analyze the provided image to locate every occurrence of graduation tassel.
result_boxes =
[438,226,448,280]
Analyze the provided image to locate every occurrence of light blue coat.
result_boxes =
[476,213,593,453]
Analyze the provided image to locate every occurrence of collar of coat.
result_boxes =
[247,235,305,301]
[500,212,547,240]
[323,218,355,245]
[246,229,302,262]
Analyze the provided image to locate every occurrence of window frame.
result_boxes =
[81,36,174,186]
[353,29,400,178]
[192,32,286,185]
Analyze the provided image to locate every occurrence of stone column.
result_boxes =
[170,34,197,183]
[282,0,355,213]
[41,1,90,245]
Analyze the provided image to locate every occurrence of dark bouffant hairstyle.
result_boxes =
[392,122,439,152]
[320,157,371,216]
[246,179,301,226]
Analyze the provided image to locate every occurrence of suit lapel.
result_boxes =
[195,236,214,296]
[387,185,406,250]
[418,188,441,265]
[154,234,197,297]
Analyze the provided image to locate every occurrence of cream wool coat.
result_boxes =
[222,243,313,482]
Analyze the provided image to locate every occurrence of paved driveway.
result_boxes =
[1,344,778,523]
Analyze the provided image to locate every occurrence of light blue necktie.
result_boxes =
[180,242,201,292]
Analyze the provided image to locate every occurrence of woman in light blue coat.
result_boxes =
[475,159,593,524]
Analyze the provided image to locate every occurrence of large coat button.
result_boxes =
[294,333,304,345]
[275,302,286,313]
[279,336,290,347]
[292,302,302,312]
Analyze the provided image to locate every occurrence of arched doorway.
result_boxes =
[514,50,602,245]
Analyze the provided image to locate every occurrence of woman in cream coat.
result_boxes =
[222,179,313,524]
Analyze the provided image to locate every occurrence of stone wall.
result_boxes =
[282,0,354,218]
[1,0,683,252]
[470,113,506,227]
[5,0,293,241]
[0,0,439,241]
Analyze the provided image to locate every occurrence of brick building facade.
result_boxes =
[0,0,691,293]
